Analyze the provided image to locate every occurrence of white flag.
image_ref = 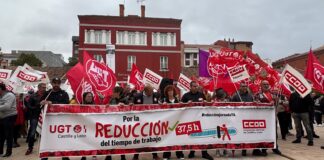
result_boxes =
[177,73,191,92]
[143,68,162,90]
[280,64,311,98]
[227,65,250,83]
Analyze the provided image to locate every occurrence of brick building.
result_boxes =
[272,45,324,73]
[77,4,182,82]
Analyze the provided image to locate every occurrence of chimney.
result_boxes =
[141,5,145,18]
[119,4,125,17]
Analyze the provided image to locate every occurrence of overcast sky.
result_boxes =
[0,0,323,62]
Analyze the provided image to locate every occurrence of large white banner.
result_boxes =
[40,103,276,158]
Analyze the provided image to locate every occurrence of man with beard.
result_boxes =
[231,82,253,156]
[40,78,69,160]
[181,81,213,160]
[254,80,282,156]
[25,83,46,155]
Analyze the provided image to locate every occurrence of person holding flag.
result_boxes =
[40,77,70,160]
[255,80,282,156]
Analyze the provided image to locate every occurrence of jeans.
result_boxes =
[277,112,289,139]
[27,118,39,149]
[0,115,17,154]
[292,112,313,141]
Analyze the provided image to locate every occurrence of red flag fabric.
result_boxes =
[66,63,102,104]
[83,51,117,103]
[129,63,144,91]
[304,48,324,93]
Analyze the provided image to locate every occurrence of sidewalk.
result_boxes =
[4,124,324,160]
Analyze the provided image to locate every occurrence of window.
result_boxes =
[160,56,168,71]
[193,53,198,66]
[94,31,102,44]
[185,53,190,66]
[74,49,78,55]
[170,33,175,46]
[184,53,199,67]
[160,33,167,46]
[153,33,157,46]
[86,31,91,43]
[106,31,111,44]
[117,31,125,44]
[128,32,136,45]
[94,54,103,62]
[139,32,146,45]
[127,56,136,70]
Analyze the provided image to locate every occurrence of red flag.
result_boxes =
[83,51,117,103]
[129,63,144,91]
[66,63,102,104]
[304,48,324,93]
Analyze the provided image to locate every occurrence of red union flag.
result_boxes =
[227,65,250,83]
[304,48,324,93]
[280,64,311,98]
[0,69,12,80]
[143,68,162,89]
[83,51,116,95]
[177,73,191,92]
[129,63,144,91]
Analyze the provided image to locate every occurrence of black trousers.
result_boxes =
[0,115,17,154]
[163,151,184,158]
[277,112,289,139]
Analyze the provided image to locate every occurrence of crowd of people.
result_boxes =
[0,77,324,160]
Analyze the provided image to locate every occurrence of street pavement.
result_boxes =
[3,123,324,160]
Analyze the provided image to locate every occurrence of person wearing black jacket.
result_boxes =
[181,81,213,160]
[132,84,161,160]
[231,83,253,156]
[290,91,313,146]
[40,78,70,160]
[25,83,46,155]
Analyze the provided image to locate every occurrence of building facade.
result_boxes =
[272,45,324,73]
[78,4,182,82]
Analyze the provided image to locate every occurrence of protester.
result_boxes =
[108,86,128,160]
[181,81,213,160]
[40,78,70,160]
[314,95,323,126]
[289,90,314,146]
[132,84,161,160]
[255,80,282,156]
[0,83,17,157]
[231,82,253,156]
[25,83,46,155]
[162,85,185,160]
[276,95,289,140]
[309,92,320,138]
[13,93,24,148]
[213,88,229,157]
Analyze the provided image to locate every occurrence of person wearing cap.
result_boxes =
[40,78,69,160]
[0,83,17,157]
[25,83,46,156]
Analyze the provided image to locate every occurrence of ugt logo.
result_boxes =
[314,63,324,90]
[85,60,113,92]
